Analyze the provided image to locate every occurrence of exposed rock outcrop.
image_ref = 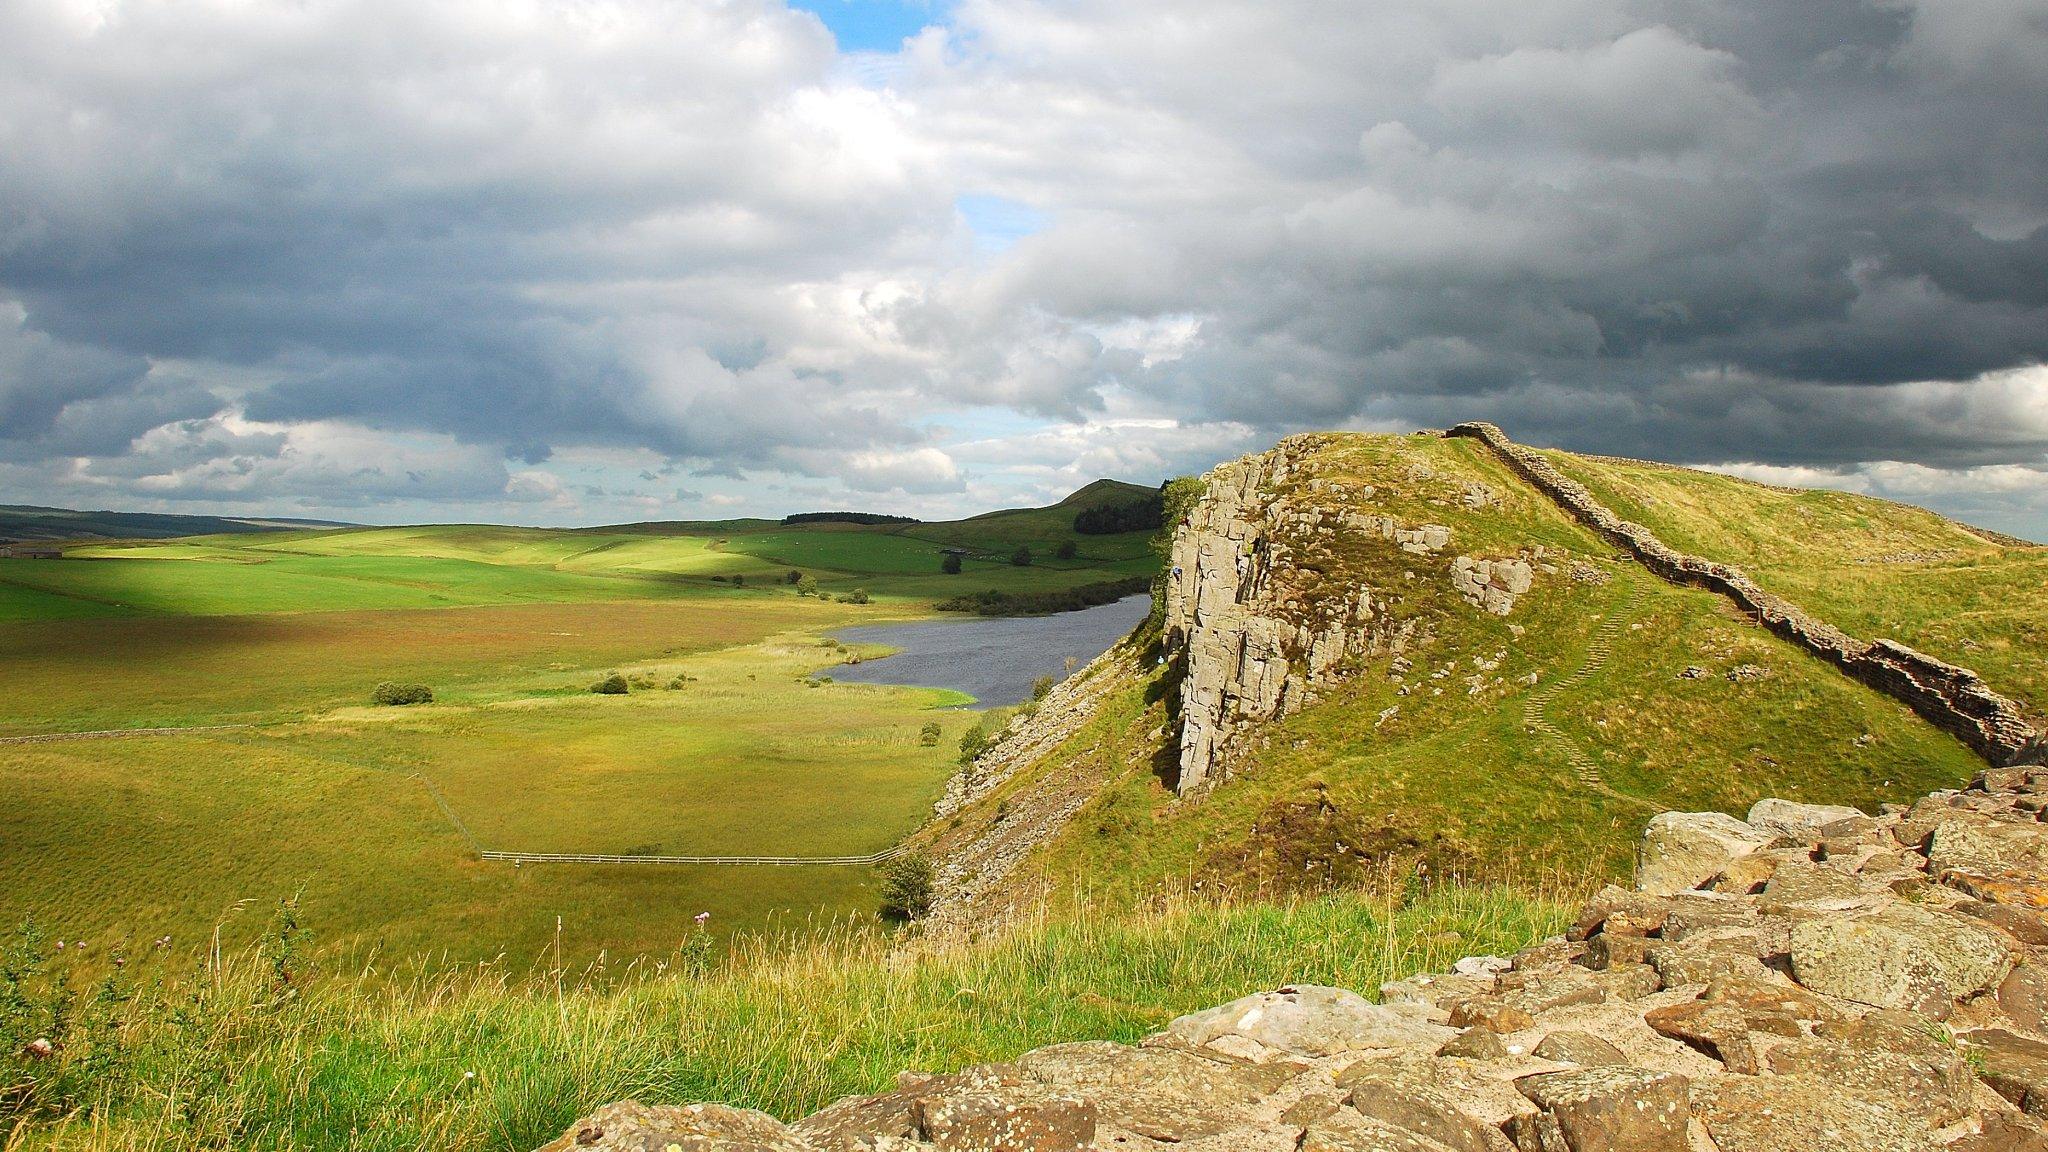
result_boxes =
[544,769,2048,1152]
[1159,438,1470,795]
[1447,421,2045,767]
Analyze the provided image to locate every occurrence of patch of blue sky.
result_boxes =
[787,0,946,53]
[956,194,1048,255]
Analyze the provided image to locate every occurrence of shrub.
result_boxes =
[785,570,803,585]
[732,574,746,587]
[1055,540,1077,560]
[796,575,819,597]
[878,854,935,922]
[941,553,963,574]
[844,589,870,605]
[1031,675,1055,701]
[958,721,997,765]
[666,677,685,690]
[370,682,434,706]
[1010,546,1032,567]
[590,673,629,695]
[918,721,942,747]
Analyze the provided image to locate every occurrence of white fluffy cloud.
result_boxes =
[0,0,2045,535]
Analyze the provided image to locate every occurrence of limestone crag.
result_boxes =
[1447,421,2045,767]
[1450,555,1536,616]
[543,770,2048,1152]
[1161,438,1452,795]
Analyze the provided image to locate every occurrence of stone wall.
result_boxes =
[542,770,2048,1152]
[1447,421,2046,768]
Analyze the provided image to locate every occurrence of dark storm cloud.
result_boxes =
[0,0,2045,523]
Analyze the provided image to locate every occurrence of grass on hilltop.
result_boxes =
[1541,450,2048,718]
[942,433,1983,912]
[0,884,1569,1152]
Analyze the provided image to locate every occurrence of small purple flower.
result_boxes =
[694,911,710,925]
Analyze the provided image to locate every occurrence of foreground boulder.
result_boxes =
[543,771,2048,1152]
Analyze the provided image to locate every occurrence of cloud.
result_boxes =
[0,0,2043,534]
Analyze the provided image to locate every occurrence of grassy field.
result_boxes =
[1541,451,2048,717]
[0,886,1569,1152]
[0,484,1165,965]
[0,625,977,963]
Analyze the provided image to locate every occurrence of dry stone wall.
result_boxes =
[1447,421,2046,768]
[542,771,2048,1152]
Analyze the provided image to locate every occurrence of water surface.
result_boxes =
[829,594,1150,707]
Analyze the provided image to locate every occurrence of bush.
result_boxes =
[370,682,434,706]
[844,589,870,605]
[878,854,936,922]
[785,570,803,585]
[1010,546,1032,567]
[941,553,963,575]
[1031,675,1056,701]
[1055,540,1078,560]
[590,673,629,695]
[918,721,943,747]
[732,574,746,587]
[796,575,819,597]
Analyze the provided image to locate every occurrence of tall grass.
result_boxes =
[5,885,1567,1152]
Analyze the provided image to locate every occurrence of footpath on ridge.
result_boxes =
[540,769,2048,1152]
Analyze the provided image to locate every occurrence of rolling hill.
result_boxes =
[924,426,2044,925]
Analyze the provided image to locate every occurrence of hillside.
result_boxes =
[0,504,350,543]
[925,428,2042,926]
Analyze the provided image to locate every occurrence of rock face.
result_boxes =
[1158,436,1509,795]
[543,770,2048,1152]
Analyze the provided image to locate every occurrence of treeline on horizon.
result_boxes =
[935,575,1152,616]
[1073,493,1165,535]
[780,512,922,526]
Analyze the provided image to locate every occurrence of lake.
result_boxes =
[829,594,1151,706]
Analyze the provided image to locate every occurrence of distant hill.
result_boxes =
[0,504,352,544]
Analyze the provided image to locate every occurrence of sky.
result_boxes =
[1,1,2046,537]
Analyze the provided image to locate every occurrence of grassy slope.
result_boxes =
[6,886,1568,1152]
[1539,451,2048,718]
[954,433,1981,909]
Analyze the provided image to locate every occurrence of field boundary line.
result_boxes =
[0,723,254,745]
[477,845,908,867]
[406,770,906,867]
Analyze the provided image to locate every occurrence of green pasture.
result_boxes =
[0,629,974,963]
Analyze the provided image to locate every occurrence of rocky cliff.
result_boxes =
[1160,435,1520,794]
[543,769,2048,1152]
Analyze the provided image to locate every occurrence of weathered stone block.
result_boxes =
[911,1089,1096,1152]
[1788,904,2011,1014]
[1514,1066,1689,1152]
[1636,812,1777,896]
[539,1101,820,1152]
[1165,984,1456,1060]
